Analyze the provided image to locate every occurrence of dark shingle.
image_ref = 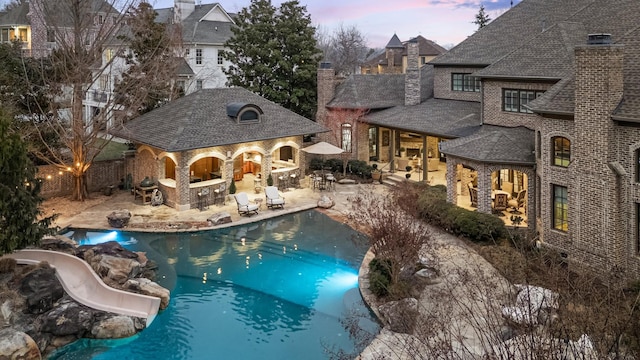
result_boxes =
[439,126,535,165]
[112,88,326,152]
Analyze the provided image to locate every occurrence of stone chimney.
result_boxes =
[405,38,421,106]
[174,0,195,23]
[316,62,336,125]
[572,33,624,264]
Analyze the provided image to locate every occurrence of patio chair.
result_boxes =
[265,186,285,209]
[508,189,527,214]
[234,192,259,216]
[493,193,509,214]
[469,186,478,207]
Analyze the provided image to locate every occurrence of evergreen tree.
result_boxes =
[223,0,320,119]
[0,107,56,256]
[115,2,181,119]
[473,4,491,29]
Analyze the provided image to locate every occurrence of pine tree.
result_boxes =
[473,4,491,29]
[223,0,321,119]
[0,107,56,255]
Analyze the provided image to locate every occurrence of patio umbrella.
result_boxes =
[301,141,344,175]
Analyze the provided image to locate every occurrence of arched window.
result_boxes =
[553,137,570,167]
[239,109,259,122]
[341,123,352,152]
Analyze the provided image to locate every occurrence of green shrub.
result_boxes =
[266,174,273,186]
[416,185,508,243]
[369,258,393,298]
[229,179,237,194]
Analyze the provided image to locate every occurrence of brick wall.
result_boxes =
[432,66,483,101]
[405,41,420,106]
[483,80,553,129]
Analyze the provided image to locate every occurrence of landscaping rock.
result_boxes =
[87,255,142,285]
[0,328,41,360]
[39,236,77,255]
[337,178,357,184]
[207,212,232,225]
[415,267,442,285]
[18,265,64,315]
[78,241,139,260]
[40,298,94,337]
[123,278,170,310]
[91,316,137,339]
[317,195,335,209]
[106,210,131,228]
[378,298,418,333]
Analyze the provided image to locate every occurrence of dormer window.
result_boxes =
[227,103,263,124]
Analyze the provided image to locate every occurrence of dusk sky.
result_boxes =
[152,0,521,49]
[0,0,520,49]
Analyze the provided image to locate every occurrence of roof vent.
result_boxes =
[587,33,612,45]
[319,62,332,69]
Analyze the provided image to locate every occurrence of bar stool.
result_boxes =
[197,188,210,211]
[278,175,288,190]
[325,173,336,190]
[213,184,226,205]
[289,173,299,188]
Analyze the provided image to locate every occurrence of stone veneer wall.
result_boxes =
[482,80,554,129]
[405,41,420,106]
[432,66,483,101]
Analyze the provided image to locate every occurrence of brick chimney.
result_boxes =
[174,0,195,23]
[405,38,421,106]
[316,62,336,125]
[573,33,623,171]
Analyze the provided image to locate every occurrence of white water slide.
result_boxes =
[3,249,161,325]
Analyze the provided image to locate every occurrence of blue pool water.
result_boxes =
[49,210,379,359]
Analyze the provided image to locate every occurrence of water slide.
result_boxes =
[3,249,161,325]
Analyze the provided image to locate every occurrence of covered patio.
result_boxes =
[112,88,326,210]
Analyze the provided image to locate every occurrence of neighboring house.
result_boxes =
[111,87,325,211]
[155,0,234,93]
[360,34,447,75]
[84,0,235,127]
[0,0,119,58]
[317,0,640,276]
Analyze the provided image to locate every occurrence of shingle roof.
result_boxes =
[528,77,575,115]
[155,3,234,45]
[111,88,327,152]
[364,99,481,138]
[612,26,640,122]
[0,2,29,25]
[329,65,434,109]
[386,34,403,49]
[439,126,535,165]
[474,22,587,80]
[430,0,591,66]
[403,35,447,57]
[175,57,194,76]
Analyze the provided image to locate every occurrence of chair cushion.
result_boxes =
[268,198,284,205]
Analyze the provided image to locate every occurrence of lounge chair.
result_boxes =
[265,186,285,209]
[234,192,259,216]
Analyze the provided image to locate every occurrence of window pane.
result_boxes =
[553,185,568,231]
[452,74,463,91]
[553,137,570,167]
[341,124,352,152]
[504,90,518,112]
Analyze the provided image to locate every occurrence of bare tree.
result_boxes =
[23,0,179,201]
[317,23,369,76]
[322,108,367,176]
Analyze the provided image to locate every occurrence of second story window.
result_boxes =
[104,48,114,63]
[452,73,480,92]
[99,74,109,90]
[503,89,544,113]
[553,137,570,167]
[196,49,202,65]
[196,80,203,90]
[217,52,223,65]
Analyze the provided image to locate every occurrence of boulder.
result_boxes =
[378,298,418,333]
[40,298,94,337]
[317,195,335,209]
[207,212,232,226]
[514,284,559,311]
[0,328,41,360]
[415,267,442,285]
[39,236,77,254]
[106,210,131,228]
[18,265,64,314]
[88,255,142,284]
[78,241,139,260]
[91,315,137,339]
[123,278,170,310]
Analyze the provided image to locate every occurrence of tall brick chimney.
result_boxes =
[316,62,336,125]
[174,0,195,23]
[405,38,421,106]
[572,33,624,266]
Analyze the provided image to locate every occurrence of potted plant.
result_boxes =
[371,163,381,182]
[399,147,406,157]
[229,179,237,195]
[405,173,412,180]
[405,165,412,172]
[267,173,274,186]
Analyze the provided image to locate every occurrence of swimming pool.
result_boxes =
[49,210,379,359]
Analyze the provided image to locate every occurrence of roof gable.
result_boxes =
[199,3,234,23]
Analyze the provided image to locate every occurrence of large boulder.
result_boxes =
[18,265,64,314]
[39,298,94,337]
[88,255,142,284]
[123,278,170,310]
[39,236,77,255]
[91,316,138,339]
[208,212,232,225]
[106,210,131,228]
[317,195,335,209]
[378,298,419,333]
[0,328,41,360]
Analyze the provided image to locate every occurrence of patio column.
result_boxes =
[421,135,428,183]
[389,129,396,173]
[446,160,457,204]
[477,164,492,214]
[175,153,191,211]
